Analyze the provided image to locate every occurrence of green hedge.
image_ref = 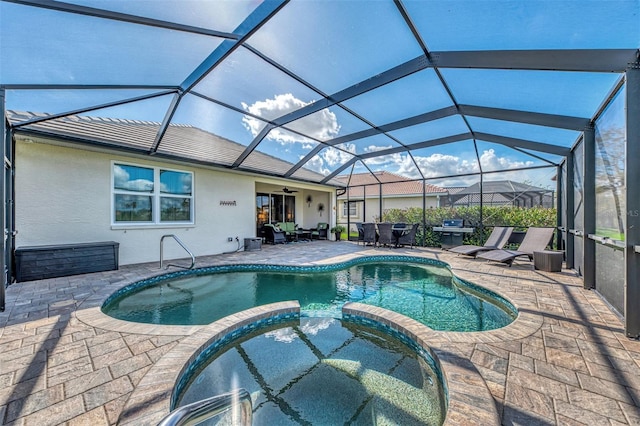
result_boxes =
[380,206,557,247]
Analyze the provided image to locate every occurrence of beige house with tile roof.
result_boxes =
[9,111,339,266]
[335,171,448,223]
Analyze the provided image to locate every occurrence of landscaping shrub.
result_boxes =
[380,206,557,247]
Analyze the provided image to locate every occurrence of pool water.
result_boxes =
[103,261,516,331]
[177,317,446,425]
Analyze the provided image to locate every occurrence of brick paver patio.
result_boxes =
[1,241,639,425]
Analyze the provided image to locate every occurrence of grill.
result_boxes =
[443,219,463,228]
[433,219,474,249]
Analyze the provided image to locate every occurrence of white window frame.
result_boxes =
[343,201,357,217]
[111,161,194,227]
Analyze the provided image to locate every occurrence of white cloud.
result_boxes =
[300,318,335,335]
[265,327,298,343]
[479,149,534,171]
[113,165,153,191]
[322,147,354,168]
[303,147,355,176]
[363,144,393,153]
[339,143,357,154]
[305,155,330,175]
[351,148,541,186]
[413,153,472,178]
[241,94,340,144]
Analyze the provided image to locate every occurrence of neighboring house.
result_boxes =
[447,180,555,208]
[9,111,337,266]
[335,171,448,223]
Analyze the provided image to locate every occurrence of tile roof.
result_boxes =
[8,111,340,186]
[336,171,447,198]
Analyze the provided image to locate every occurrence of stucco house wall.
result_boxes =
[15,138,334,265]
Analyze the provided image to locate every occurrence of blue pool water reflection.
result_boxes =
[177,317,447,425]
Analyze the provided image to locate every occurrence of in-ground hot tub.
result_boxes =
[174,316,447,425]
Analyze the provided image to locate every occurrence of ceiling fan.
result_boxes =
[277,187,298,193]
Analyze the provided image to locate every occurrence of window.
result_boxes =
[113,162,193,225]
[343,201,357,217]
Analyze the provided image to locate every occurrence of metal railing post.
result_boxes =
[160,234,195,270]
[157,388,252,426]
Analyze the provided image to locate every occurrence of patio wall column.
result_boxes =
[565,157,575,269]
[625,63,640,338]
[583,125,596,290]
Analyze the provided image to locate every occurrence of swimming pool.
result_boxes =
[176,317,447,425]
[102,256,517,331]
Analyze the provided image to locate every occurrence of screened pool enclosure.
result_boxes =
[1,0,639,336]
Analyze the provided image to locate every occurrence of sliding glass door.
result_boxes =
[256,193,296,235]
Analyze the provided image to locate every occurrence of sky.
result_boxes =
[1,0,638,189]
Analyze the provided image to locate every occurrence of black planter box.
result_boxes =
[15,241,120,282]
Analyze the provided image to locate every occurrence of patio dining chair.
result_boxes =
[355,222,365,245]
[362,223,377,246]
[476,227,555,266]
[397,223,419,248]
[376,223,395,247]
[448,226,513,257]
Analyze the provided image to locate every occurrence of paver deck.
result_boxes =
[1,241,639,425]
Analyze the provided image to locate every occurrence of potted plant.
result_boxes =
[330,225,346,241]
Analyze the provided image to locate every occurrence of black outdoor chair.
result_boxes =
[362,223,377,246]
[310,222,329,240]
[377,223,395,247]
[397,223,419,248]
[262,224,286,244]
[355,222,364,245]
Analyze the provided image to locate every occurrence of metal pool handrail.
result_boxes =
[157,388,252,426]
[160,234,195,270]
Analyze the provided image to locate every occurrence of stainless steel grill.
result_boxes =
[434,219,474,249]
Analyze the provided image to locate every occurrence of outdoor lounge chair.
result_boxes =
[476,227,555,266]
[448,226,513,257]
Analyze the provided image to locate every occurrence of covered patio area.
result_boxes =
[1,241,638,425]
